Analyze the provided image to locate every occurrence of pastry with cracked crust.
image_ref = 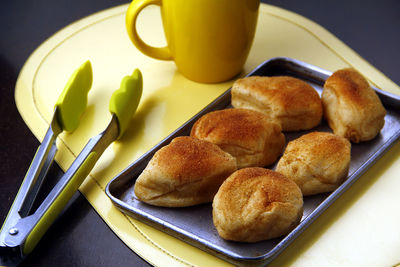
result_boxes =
[322,68,386,143]
[212,167,303,242]
[134,136,237,207]
[231,76,323,131]
[190,108,285,169]
[276,132,351,196]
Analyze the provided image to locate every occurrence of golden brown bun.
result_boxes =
[276,132,351,196]
[134,136,237,207]
[322,68,386,143]
[231,76,323,131]
[212,167,303,242]
[190,108,285,169]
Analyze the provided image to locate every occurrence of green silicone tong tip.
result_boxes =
[109,68,143,139]
[55,60,93,132]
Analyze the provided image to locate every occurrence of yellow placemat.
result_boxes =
[15,3,400,267]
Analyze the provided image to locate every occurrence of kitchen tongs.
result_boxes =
[0,61,142,266]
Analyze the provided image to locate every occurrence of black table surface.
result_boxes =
[1,0,399,266]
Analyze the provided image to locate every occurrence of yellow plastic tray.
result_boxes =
[15,3,400,266]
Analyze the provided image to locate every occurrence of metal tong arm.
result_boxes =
[3,115,119,256]
[0,112,62,249]
[18,113,64,217]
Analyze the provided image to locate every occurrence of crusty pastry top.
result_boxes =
[324,68,383,108]
[233,76,320,113]
[191,108,270,150]
[276,131,351,196]
[134,136,237,207]
[212,167,303,242]
[215,168,302,211]
[151,136,231,181]
[322,68,386,142]
[190,108,284,164]
[231,76,323,131]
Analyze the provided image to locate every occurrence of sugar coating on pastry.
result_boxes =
[322,68,386,143]
[231,76,323,131]
[212,167,303,242]
[134,136,237,207]
[276,132,351,196]
[190,108,285,169]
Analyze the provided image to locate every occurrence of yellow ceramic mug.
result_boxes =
[126,0,260,83]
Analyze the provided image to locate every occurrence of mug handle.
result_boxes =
[125,0,173,60]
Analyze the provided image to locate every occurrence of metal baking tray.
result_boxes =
[106,57,400,265]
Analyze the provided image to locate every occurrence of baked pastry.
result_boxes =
[134,136,237,207]
[275,132,351,196]
[231,76,323,131]
[212,167,303,242]
[190,108,285,169]
[321,68,386,143]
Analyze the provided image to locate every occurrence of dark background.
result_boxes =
[1,0,399,266]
